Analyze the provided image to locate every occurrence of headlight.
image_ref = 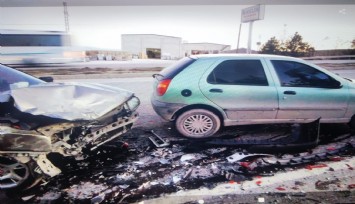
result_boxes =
[126,96,140,112]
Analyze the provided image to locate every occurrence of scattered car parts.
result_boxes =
[148,130,170,148]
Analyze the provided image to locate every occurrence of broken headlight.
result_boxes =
[125,96,140,112]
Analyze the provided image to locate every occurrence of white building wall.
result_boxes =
[121,34,182,59]
[183,43,231,56]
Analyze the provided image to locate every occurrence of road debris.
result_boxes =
[148,130,170,148]
[227,152,272,163]
[305,164,328,170]
[315,179,341,190]
[4,123,355,203]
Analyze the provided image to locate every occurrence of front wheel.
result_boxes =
[175,109,221,138]
[0,157,41,193]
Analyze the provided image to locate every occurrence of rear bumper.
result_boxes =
[151,99,186,121]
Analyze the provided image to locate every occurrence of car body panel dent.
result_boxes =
[6,82,134,121]
[0,64,140,189]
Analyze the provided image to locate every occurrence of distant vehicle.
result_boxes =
[0,64,139,191]
[0,29,85,65]
[151,54,355,138]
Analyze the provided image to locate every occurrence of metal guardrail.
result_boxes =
[303,55,355,60]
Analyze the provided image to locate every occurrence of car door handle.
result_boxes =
[284,91,296,95]
[209,88,223,93]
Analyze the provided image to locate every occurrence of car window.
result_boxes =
[0,64,44,92]
[271,60,340,88]
[157,57,196,80]
[207,59,268,86]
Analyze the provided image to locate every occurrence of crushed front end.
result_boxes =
[0,82,140,191]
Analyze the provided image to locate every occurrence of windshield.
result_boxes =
[0,64,44,92]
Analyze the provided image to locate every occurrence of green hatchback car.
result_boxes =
[151,54,355,138]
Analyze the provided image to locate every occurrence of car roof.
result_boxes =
[190,54,300,61]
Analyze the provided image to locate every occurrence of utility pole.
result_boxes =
[63,2,69,33]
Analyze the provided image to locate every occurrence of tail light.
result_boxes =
[156,79,172,96]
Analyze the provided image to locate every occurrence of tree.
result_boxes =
[259,32,315,57]
[352,39,355,49]
[259,37,282,55]
[284,32,315,57]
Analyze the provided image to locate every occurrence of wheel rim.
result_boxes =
[183,114,214,135]
[0,158,29,189]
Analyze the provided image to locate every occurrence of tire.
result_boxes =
[175,109,221,138]
[349,115,355,130]
[0,157,41,192]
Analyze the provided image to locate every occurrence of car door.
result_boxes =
[270,60,348,121]
[199,58,278,122]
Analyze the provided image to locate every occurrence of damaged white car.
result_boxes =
[0,64,139,191]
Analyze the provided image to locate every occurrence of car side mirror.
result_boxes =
[39,76,54,82]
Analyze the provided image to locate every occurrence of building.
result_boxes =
[121,34,182,59]
[183,43,231,56]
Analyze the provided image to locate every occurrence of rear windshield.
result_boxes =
[158,57,196,80]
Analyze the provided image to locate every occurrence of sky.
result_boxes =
[0,4,354,50]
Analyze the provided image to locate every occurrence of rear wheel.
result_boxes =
[176,109,221,138]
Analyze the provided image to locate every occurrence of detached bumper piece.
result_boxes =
[88,112,139,151]
[148,130,170,148]
[207,118,321,151]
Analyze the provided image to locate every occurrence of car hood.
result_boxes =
[1,82,134,121]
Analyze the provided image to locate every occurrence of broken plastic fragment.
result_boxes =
[183,168,193,180]
[22,195,36,201]
[240,162,251,169]
[227,152,271,163]
[91,193,105,204]
[119,184,130,189]
[159,158,170,164]
[225,172,247,182]
[346,164,354,170]
[329,156,344,162]
[180,153,206,162]
[180,154,196,162]
[305,164,328,170]
[173,176,181,183]
[276,186,286,191]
